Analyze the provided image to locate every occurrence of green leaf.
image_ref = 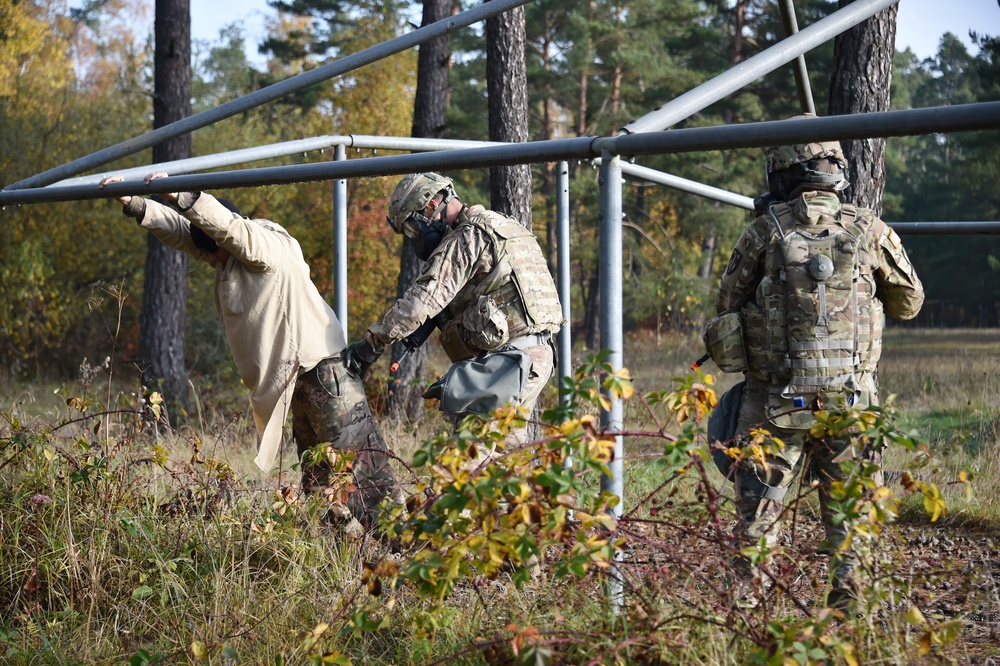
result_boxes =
[131,585,153,600]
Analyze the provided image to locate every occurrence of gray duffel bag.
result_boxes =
[423,349,532,418]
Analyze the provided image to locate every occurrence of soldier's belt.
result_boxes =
[502,333,552,352]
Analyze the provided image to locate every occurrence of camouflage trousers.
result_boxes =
[292,356,402,528]
[510,343,556,444]
[732,376,879,582]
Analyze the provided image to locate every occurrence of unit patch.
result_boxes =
[725,248,743,276]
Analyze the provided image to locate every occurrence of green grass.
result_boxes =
[1,327,998,664]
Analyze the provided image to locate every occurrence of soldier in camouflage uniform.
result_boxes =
[344,173,563,445]
[99,173,402,530]
[712,124,924,602]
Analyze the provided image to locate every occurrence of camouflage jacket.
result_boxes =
[716,191,924,394]
[368,205,562,352]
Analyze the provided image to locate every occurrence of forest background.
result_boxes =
[1,0,998,386]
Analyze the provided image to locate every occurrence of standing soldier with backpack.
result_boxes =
[707,122,924,606]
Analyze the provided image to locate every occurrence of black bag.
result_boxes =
[423,350,532,417]
[708,380,745,479]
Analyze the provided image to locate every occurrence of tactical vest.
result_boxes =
[461,209,563,341]
[440,207,563,362]
[741,202,883,401]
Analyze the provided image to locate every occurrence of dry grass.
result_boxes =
[1,327,999,664]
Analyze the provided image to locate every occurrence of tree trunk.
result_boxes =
[142,0,191,419]
[828,0,898,214]
[486,1,531,228]
[487,0,542,439]
[388,0,454,421]
[538,14,557,273]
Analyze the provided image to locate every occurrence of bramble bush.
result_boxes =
[0,336,975,664]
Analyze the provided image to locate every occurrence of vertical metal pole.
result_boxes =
[557,161,572,408]
[778,0,816,115]
[598,151,624,610]
[333,144,348,337]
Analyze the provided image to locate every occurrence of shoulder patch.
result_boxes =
[887,227,902,249]
[725,248,743,276]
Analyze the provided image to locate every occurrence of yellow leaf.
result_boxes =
[559,419,581,435]
[191,640,207,661]
[918,631,932,655]
[904,606,926,625]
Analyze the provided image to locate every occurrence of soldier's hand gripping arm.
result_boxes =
[98,172,202,256]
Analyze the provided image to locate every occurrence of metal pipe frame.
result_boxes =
[778,0,817,115]
[557,161,572,407]
[598,151,626,609]
[48,135,498,189]
[598,152,625,514]
[333,145,348,334]
[600,160,755,210]
[621,0,897,134]
[888,222,1000,235]
[6,102,998,206]
[3,0,532,191]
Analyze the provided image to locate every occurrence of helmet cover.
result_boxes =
[765,114,847,172]
[765,114,849,197]
[387,172,456,234]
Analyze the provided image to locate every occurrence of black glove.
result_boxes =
[342,338,382,380]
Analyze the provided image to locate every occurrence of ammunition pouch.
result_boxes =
[703,311,747,373]
[438,318,478,363]
[462,294,510,352]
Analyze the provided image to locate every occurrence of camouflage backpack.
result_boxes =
[747,201,879,421]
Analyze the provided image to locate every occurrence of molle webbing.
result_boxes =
[464,211,563,336]
[752,202,877,397]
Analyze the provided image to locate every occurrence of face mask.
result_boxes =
[412,217,446,261]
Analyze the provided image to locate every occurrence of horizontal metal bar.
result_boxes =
[608,160,754,210]
[4,102,999,206]
[888,222,1000,235]
[609,102,1000,157]
[622,0,897,134]
[49,135,498,187]
[348,136,495,152]
[4,0,531,191]
[49,136,354,187]
[0,138,600,204]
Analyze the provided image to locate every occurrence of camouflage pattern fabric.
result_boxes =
[367,204,562,355]
[715,188,924,588]
[766,140,846,172]
[716,191,924,398]
[733,377,866,581]
[460,208,564,341]
[292,356,403,528]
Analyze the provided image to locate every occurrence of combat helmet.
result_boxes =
[765,114,849,199]
[386,172,457,235]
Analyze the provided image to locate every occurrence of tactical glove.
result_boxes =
[342,338,382,380]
